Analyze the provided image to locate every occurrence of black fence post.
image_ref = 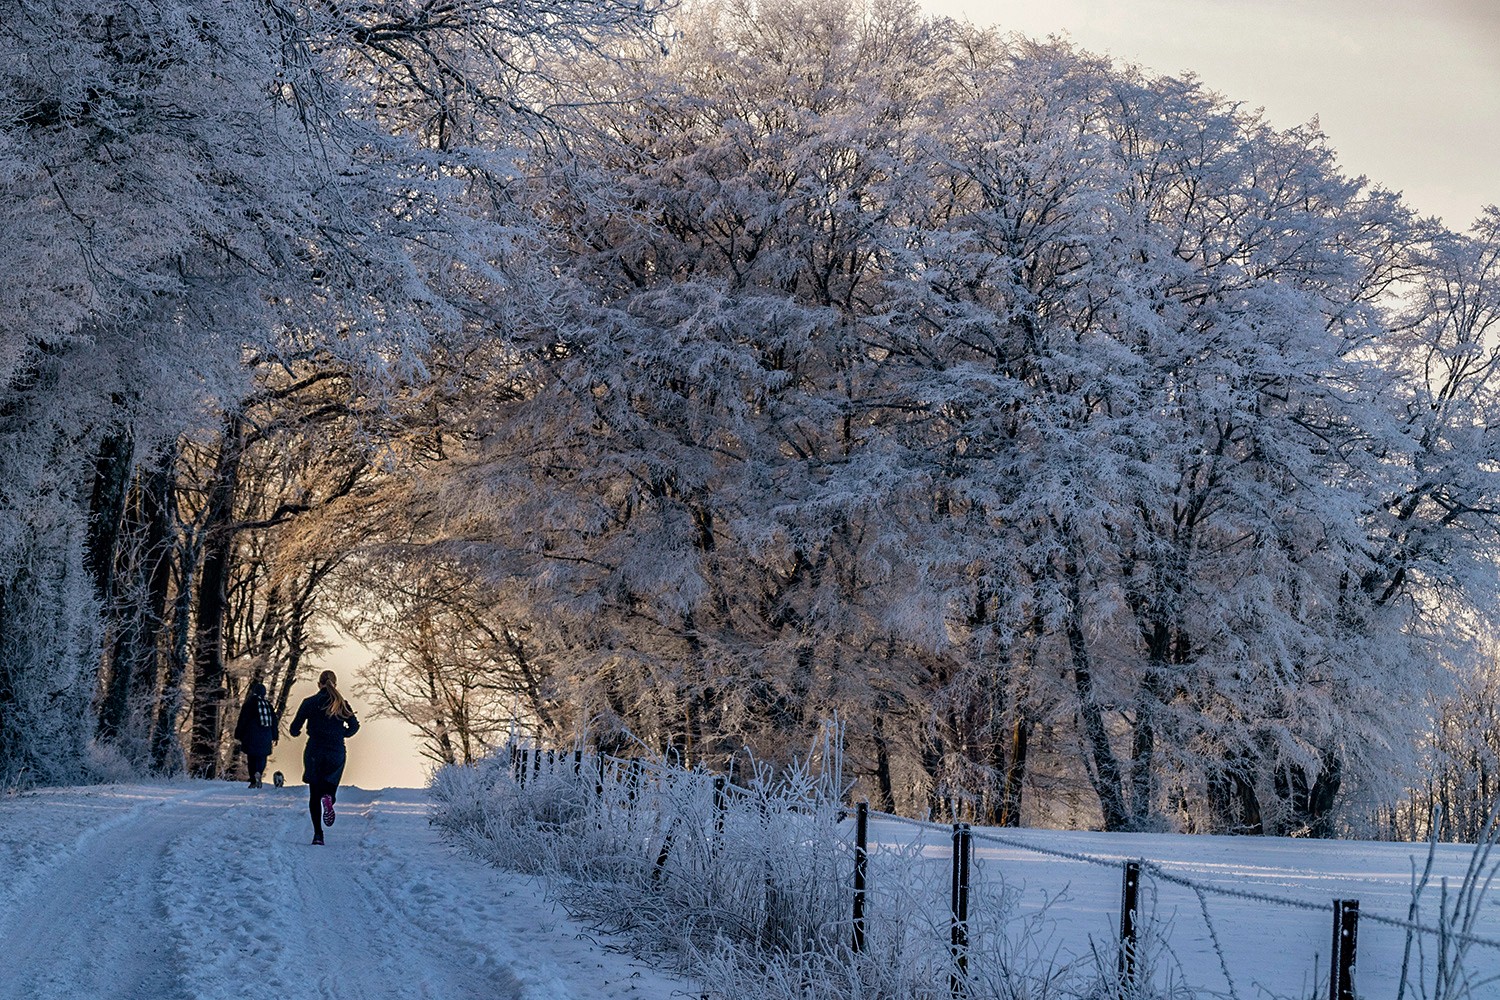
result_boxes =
[518,748,529,788]
[595,754,606,797]
[949,822,972,997]
[573,749,583,776]
[1329,899,1359,1000]
[1119,860,1141,997]
[652,830,674,885]
[713,776,727,841]
[853,801,869,955]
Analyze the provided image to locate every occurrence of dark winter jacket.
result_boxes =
[291,690,359,787]
[290,691,360,751]
[233,693,278,756]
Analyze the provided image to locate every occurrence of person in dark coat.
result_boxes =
[289,669,360,845]
[232,681,278,789]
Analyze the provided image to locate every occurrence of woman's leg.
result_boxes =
[309,783,324,839]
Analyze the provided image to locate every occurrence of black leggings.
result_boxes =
[246,754,268,780]
[308,780,338,833]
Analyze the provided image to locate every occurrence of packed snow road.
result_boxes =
[0,782,692,1000]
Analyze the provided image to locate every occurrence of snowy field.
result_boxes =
[858,816,1500,999]
[0,782,693,1000]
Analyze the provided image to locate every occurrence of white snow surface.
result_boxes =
[0,782,695,1000]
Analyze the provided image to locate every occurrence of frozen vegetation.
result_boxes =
[433,747,1500,1000]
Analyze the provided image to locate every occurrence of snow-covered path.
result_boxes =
[0,783,693,1000]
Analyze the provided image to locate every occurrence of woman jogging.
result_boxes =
[232,681,278,788]
[289,670,360,845]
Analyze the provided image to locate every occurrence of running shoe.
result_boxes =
[322,794,336,827]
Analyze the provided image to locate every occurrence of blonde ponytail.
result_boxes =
[318,670,354,719]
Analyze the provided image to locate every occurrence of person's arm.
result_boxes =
[344,713,360,738]
[289,700,307,738]
[233,702,250,743]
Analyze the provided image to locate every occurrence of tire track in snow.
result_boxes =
[0,782,208,916]
[275,789,524,1000]
[0,786,224,1000]
[0,783,692,1000]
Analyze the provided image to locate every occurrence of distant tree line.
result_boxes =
[4,0,1500,839]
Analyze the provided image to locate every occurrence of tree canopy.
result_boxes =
[4,0,1498,837]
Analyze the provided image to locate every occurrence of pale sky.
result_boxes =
[270,630,435,788]
[922,0,1500,229]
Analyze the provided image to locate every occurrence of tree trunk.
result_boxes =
[501,626,555,732]
[1273,747,1342,838]
[1129,642,1171,829]
[870,711,896,813]
[920,730,945,820]
[97,456,174,751]
[188,414,243,777]
[424,655,458,766]
[87,427,134,743]
[85,424,133,606]
[998,716,1029,827]
[270,583,310,725]
[1064,560,1129,831]
[1207,760,1263,834]
[151,558,195,772]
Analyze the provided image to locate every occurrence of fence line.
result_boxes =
[498,742,1500,997]
[872,803,1500,942]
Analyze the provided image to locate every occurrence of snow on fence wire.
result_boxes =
[445,744,1500,1000]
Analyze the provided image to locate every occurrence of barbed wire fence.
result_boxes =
[432,742,1500,1000]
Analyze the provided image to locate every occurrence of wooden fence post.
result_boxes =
[853,801,868,954]
[713,776,727,841]
[1118,860,1141,997]
[652,830,674,885]
[1329,899,1359,1000]
[949,822,972,997]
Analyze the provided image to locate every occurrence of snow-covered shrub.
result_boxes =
[83,740,152,785]
[0,521,100,789]
[427,752,586,874]
[431,746,1195,999]
[433,746,850,956]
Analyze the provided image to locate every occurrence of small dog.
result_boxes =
[272,771,285,788]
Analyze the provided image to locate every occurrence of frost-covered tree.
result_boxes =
[387,0,1500,834]
[0,0,315,782]
[0,0,666,785]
